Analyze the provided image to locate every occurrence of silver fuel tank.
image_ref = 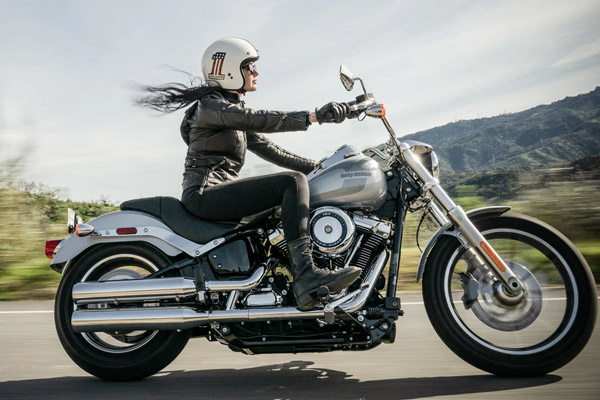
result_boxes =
[307,145,387,211]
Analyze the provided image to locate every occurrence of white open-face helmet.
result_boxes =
[201,37,259,91]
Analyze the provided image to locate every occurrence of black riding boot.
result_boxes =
[287,236,362,310]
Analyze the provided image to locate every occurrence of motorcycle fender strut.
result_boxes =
[50,210,215,274]
[415,206,511,282]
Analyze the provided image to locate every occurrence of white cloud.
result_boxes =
[552,39,600,68]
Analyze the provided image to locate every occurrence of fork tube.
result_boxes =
[387,201,407,297]
[429,201,493,278]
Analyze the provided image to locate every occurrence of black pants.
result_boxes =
[181,172,310,241]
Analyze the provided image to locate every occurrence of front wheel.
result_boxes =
[55,243,193,381]
[423,212,597,376]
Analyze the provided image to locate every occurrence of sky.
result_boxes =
[1,0,599,202]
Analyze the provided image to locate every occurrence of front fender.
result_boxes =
[415,206,511,282]
[50,210,192,273]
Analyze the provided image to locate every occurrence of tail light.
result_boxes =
[116,227,137,235]
[45,240,63,260]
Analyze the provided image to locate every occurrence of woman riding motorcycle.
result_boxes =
[138,37,361,310]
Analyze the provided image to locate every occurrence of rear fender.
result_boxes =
[51,210,219,274]
[415,206,511,282]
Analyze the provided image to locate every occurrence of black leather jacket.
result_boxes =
[180,90,317,191]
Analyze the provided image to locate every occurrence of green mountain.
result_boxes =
[403,87,600,172]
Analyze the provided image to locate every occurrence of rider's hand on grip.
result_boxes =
[315,102,349,124]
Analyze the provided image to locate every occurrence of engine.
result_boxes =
[245,207,391,309]
[268,206,391,273]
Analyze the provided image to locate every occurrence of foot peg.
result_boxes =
[316,286,337,324]
[316,286,331,303]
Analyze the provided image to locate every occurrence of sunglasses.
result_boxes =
[243,63,257,74]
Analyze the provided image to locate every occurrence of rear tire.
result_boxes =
[55,243,192,381]
[422,212,597,376]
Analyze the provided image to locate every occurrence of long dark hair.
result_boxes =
[135,70,220,113]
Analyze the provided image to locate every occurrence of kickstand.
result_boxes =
[334,304,372,335]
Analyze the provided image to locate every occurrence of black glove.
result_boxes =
[315,102,350,124]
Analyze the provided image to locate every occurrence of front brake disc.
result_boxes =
[470,261,543,332]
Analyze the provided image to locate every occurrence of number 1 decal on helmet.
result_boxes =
[208,52,227,81]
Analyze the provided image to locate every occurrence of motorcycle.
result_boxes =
[46,66,597,381]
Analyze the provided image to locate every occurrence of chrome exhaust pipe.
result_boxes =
[204,267,267,292]
[71,252,387,333]
[334,250,388,313]
[72,307,324,332]
[73,266,266,304]
[73,277,197,304]
[73,307,208,331]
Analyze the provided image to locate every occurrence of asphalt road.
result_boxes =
[0,293,598,400]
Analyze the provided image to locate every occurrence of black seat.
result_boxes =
[120,196,245,244]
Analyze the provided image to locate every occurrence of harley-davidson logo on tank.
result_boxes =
[340,172,373,178]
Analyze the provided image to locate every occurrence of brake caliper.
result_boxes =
[458,273,479,310]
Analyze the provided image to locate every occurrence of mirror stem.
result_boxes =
[356,78,368,95]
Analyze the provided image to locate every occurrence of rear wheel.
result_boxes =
[55,243,192,381]
[423,213,597,376]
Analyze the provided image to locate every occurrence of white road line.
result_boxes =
[402,297,600,306]
[0,310,53,314]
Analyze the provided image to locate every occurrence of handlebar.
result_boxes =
[348,98,376,113]
[347,98,385,119]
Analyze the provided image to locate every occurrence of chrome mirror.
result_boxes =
[339,65,355,91]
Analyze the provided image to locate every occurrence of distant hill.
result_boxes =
[403,87,600,172]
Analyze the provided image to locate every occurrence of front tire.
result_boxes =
[423,212,597,376]
[55,243,192,381]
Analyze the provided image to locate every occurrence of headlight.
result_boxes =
[382,139,441,179]
[414,151,440,180]
[406,140,440,180]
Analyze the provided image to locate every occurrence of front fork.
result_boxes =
[427,203,513,288]
[383,118,522,293]
[406,152,523,294]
